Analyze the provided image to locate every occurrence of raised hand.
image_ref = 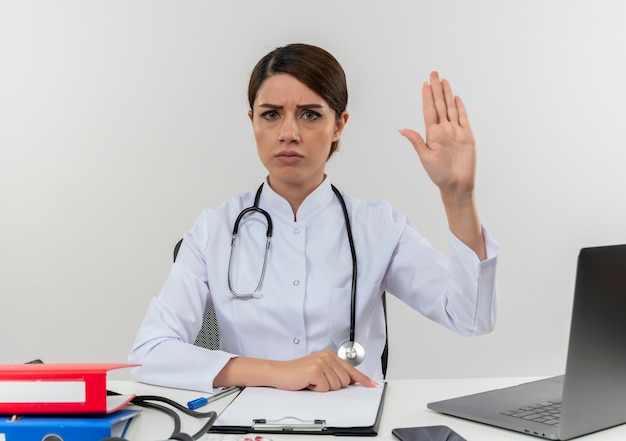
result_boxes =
[399,71,476,195]
[399,71,486,261]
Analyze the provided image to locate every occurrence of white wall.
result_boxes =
[2,0,625,380]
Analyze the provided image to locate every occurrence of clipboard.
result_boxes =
[210,382,387,436]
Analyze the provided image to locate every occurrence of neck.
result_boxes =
[267,177,324,220]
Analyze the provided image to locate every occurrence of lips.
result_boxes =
[276,151,303,164]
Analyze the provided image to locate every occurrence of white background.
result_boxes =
[2,0,625,380]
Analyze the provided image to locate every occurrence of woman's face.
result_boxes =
[249,74,348,195]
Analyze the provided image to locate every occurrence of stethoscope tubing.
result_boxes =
[330,184,358,344]
[228,182,363,365]
[227,186,273,299]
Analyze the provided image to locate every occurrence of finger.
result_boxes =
[333,363,355,389]
[324,367,347,391]
[455,95,472,130]
[305,352,347,391]
[422,79,437,128]
[398,128,429,155]
[429,71,447,124]
[322,353,375,390]
[306,374,331,392]
[321,354,358,390]
[441,78,458,124]
[347,367,379,388]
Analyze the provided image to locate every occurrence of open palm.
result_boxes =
[400,71,476,194]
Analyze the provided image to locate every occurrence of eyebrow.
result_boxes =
[256,103,327,110]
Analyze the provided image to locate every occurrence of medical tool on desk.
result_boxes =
[227,183,365,367]
[102,390,217,441]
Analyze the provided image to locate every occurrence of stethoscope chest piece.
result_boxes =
[337,340,365,367]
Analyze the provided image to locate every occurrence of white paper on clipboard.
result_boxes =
[214,383,385,429]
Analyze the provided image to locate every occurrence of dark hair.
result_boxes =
[248,43,348,158]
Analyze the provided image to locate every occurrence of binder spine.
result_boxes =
[0,410,138,441]
[0,421,109,441]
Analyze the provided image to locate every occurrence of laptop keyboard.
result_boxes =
[501,400,562,425]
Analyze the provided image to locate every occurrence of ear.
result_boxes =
[332,111,349,141]
[248,110,253,122]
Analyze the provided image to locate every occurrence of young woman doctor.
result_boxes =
[129,43,499,393]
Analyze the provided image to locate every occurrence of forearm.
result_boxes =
[214,356,278,388]
[214,351,378,391]
[440,189,486,261]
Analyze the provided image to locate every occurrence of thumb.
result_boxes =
[398,129,428,156]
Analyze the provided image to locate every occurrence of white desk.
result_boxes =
[108,378,626,440]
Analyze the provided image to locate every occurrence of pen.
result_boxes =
[187,386,243,410]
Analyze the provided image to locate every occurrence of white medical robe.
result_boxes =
[129,178,498,392]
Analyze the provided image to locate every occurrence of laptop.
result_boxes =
[428,244,626,440]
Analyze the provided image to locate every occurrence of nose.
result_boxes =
[278,115,300,143]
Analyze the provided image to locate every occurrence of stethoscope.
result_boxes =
[227,183,365,367]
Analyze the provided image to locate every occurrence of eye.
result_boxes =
[260,110,280,120]
[301,110,321,121]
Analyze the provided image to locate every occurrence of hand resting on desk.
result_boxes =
[214,349,379,392]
